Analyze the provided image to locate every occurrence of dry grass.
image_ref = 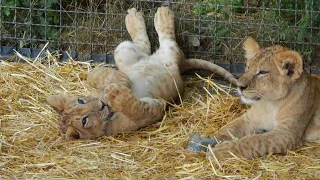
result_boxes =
[1,52,320,179]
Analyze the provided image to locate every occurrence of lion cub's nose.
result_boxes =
[238,85,248,91]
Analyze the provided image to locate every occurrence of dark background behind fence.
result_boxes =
[0,0,319,74]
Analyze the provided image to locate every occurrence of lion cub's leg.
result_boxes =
[188,115,301,159]
[104,83,166,128]
[153,7,184,65]
[125,8,151,54]
[115,8,151,73]
[211,128,300,159]
[154,7,175,41]
[187,115,257,152]
[211,115,259,141]
[206,116,304,159]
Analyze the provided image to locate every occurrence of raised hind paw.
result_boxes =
[125,8,150,51]
[186,133,217,152]
[154,7,175,40]
[126,8,146,38]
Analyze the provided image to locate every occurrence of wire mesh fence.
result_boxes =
[0,0,319,73]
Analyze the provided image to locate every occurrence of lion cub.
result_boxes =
[46,7,238,140]
[188,37,320,159]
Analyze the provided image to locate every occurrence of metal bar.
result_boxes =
[0,0,318,71]
[29,0,32,48]
[88,0,92,57]
[277,0,282,43]
[0,0,2,46]
[75,1,78,52]
[1,32,319,46]
[59,0,62,50]
[44,0,47,43]
[1,4,320,14]
[2,18,320,31]
[104,0,108,62]
[14,0,17,49]
[309,0,314,73]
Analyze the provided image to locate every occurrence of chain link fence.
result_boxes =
[0,0,319,73]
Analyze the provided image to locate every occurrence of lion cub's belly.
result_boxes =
[125,61,183,101]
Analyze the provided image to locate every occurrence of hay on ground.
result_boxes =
[1,52,320,179]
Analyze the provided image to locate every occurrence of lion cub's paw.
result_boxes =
[125,8,147,40]
[104,83,134,113]
[210,141,237,159]
[154,7,175,39]
[186,133,217,153]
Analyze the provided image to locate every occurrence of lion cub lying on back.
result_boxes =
[188,37,320,159]
[46,7,238,140]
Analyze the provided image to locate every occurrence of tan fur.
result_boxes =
[46,7,238,140]
[189,37,320,159]
[242,36,260,60]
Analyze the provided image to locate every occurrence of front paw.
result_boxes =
[104,83,133,112]
[209,141,237,159]
[186,133,217,152]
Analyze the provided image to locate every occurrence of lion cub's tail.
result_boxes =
[181,58,238,86]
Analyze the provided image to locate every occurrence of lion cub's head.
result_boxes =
[46,94,115,140]
[46,67,132,140]
[237,37,304,105]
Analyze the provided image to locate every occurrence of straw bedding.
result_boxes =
[1,52,320,179]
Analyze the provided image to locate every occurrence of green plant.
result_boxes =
[192,0,320,62]
[1,0,67,48]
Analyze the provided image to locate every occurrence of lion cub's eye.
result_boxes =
[258,70,269,75]
[78,98,87,104]
[82,116,89,127]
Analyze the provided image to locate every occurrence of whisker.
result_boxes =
[256,92,267,99]
[244,90,258,94]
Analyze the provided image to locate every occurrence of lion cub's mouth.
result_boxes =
[240,95,261,105]
[252,96,261,101]
[100,101,107,111]
[101,101,115,121]
[237,88,261,105]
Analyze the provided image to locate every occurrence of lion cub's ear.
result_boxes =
[275,50,303,80]
[46,95,69,112]
[243,37,260,60]
[65,126,80,140]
